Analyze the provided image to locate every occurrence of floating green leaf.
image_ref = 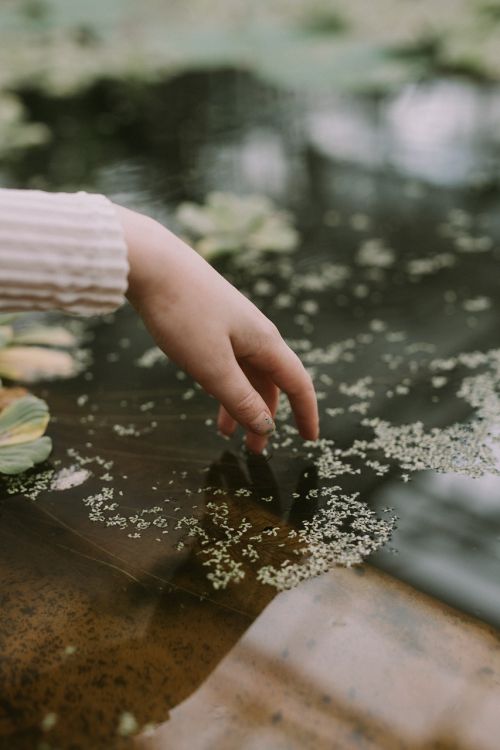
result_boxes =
[0,394,49,446]
[176,192,299,259]
[0,394,52,474]
[0,437,52,475]
[0,386,28,411]
[0,315,83,473]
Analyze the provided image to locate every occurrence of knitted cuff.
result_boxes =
[0,188,129,316]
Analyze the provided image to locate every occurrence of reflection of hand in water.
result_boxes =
[167,450,319,605]
[133,450,320,729]
[206,449,318,522]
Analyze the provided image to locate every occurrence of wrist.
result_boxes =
[113,204,168,308]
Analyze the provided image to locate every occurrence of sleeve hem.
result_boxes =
[0,189,130,317]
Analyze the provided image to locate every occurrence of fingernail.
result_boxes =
[250,413,275,436]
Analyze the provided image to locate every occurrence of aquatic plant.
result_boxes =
[0,315,80,382]
[0,92,50,156]
[0,314,82,474]
[176,192,299,259]
[0,390,52,474]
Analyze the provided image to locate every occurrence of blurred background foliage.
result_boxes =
[1,0,500,155]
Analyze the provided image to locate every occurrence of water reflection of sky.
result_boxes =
[372,470,500,624]
[183,78,500,194]
[308,80,500,188]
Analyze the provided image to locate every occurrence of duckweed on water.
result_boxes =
[6,335,500,591]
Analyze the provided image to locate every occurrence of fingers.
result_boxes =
[247,339,319,441]
[243,371,279,454]
[217,405,237,436]
[274,348,318,440]
[214,335,318,450]
[203,354,276,439]
[217,368,279,454]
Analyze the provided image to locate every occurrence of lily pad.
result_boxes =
[0,386,28,411]
[0,394,52,474]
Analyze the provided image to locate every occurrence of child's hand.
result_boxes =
[115,205,319,453]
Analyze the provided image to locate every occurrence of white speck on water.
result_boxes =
[136,346,166,368]
[463,296,491,312]
[117,712,139,737]
[356,239,395,268]
[40,713,58,732]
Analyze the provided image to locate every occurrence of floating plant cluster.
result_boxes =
[2,0,500,134]
[0,315,82,383]
[0,315,84,474]
[176,192,299,259]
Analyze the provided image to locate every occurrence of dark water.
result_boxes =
[1,69,500,749]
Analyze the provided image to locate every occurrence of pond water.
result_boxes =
[1,69,500,749]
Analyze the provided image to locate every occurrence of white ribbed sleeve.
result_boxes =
[0,188,129,316]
